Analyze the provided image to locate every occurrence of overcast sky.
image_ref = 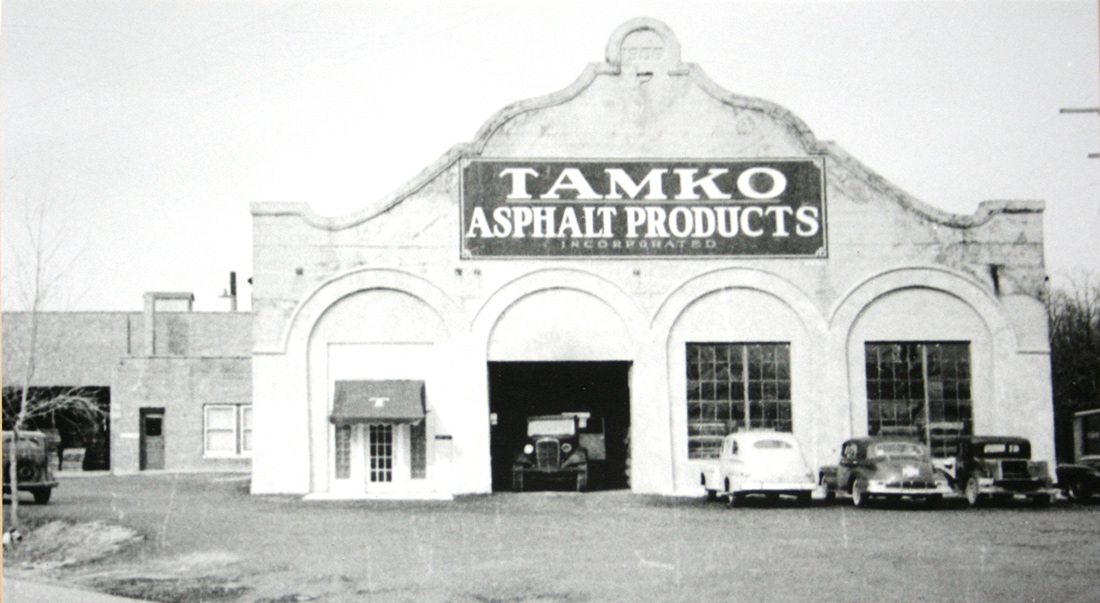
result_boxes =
[2,0,1097,311]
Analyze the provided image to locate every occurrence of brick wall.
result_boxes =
[150,313,252,357]
[112,356,252,473]
[2,312,136,387]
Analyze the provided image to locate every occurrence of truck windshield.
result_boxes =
[978,442,1028,457]
[527,419,575,436]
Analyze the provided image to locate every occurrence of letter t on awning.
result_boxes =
[330,380,425,424]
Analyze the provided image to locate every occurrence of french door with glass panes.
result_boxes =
[331,424,409,494]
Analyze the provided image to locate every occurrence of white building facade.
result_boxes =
[249,19,1053,499]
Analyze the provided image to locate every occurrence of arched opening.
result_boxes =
[307,288,447,496]
[848,287,993,457]
[666,287,813,489]
[485,288,634,492]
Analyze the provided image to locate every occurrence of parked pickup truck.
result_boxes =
[940,436,1056,507]
[3,430,58,504]
[513,412,605,492]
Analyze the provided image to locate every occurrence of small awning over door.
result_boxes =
[330,380,425,424]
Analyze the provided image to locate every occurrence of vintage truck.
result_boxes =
[512,412,605,492]
[3,430,58,504]
[940,435,1056,507]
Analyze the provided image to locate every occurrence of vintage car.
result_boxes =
[943,436,1056,507]
[512,413,605,492]
[819,437,951,508]
[2,430,58,504]
[1056,455,1100,503]
[708,431,815,505]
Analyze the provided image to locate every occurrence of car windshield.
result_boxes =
[527,419,575,436]
[870,442,925,459]
[753,439,793,449]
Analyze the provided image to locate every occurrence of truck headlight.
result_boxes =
[561,443,573,453]
[523,444,534,455]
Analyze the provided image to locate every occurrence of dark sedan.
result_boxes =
[1056,455,1100,503]
[819,437,952,508]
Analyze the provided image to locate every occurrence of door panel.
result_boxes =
[140,410,165,470]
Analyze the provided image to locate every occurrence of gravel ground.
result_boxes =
[4,474,1100,602]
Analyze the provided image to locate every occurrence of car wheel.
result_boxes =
[851,479,869,508]
[576,471,588,492]
[820,478,835,503]
[723,478,736,506]
[964,477,981,507]
[701,473,717,501]
[31,487,51,505]
[1067,481,1089,503]
[512,470,524,492]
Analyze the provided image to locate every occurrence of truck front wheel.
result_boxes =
[31,487,52,504]
[964,477,981,507]
[851,479,869,508]
[576,470,588,492]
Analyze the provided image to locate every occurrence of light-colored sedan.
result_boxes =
[718,431,816,505]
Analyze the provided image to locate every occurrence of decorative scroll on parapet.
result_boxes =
[602,18,690,76]
[249,18,1045,235]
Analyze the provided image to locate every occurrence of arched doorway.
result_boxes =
[485,287,634,491]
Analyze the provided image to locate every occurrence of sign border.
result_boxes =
[458,156,829,260]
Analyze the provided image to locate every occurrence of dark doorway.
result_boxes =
[488,361,631,492]
[139,408,165,470]
[2,386,111,471]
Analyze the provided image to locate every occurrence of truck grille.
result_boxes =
[1000,460,1030,479]
[536,439,560,469]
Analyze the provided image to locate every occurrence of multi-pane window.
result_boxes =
[410,420,427,480]
[334,424,352,480]
[686,342,792,459]
[865,342,972,457]
[369,424,394,483]
[240,406,253,453]
[203,404,252,456]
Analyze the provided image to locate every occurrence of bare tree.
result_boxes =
[3,197,100,534]
[1047,272,1100,459]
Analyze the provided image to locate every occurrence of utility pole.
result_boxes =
[1060,10,1100,158]
[1059,107,1100,159]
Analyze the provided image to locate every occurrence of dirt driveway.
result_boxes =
[5,473,1100,602]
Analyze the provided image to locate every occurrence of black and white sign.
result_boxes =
[460,158,827,258]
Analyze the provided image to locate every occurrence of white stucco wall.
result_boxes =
[249,19,1052,497]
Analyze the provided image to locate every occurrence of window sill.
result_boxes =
[202,452,252,460]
